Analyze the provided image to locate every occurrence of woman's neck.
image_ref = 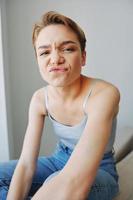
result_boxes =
[48,75,84,101]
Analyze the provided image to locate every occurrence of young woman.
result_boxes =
[0,11,120,200]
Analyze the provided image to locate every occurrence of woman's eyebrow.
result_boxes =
[60,40,78,46]
[38,44,51,50]
[37,40,78,50]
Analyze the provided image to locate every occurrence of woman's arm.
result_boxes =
[60,84,120,198]
[7,89,46,200]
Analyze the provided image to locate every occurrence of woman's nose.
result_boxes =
[50,50,65,65]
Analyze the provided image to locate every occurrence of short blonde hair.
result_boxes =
[32,11,86,53]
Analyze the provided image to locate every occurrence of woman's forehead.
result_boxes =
[35,24,79,48]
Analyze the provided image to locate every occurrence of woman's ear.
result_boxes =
[81,51,86,66]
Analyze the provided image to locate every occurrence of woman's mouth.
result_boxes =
[49,67,68,72]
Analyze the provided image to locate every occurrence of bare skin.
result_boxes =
[7,24,120,200]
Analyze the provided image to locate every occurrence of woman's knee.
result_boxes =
[0,160,17,181]
[44,170,61,183]
[87,169,119,200]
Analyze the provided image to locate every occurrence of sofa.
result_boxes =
[113,127,133,200]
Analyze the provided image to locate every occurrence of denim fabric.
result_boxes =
[0,141,119,200]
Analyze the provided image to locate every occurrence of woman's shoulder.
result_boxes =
[83,75,120,97]
[31,87,47,116]
[95,78,120,99]
[83,76,120,116]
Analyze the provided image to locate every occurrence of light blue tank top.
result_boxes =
[44,80,117,153]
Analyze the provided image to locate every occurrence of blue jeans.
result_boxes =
[0,141,119,200]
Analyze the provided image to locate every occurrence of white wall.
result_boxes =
[0,0,14,161]
[4,0,133,159]
[0,5,9,161]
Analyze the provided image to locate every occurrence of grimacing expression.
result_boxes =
[35,24,86,87]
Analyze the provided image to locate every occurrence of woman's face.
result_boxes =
[35,24,86,87]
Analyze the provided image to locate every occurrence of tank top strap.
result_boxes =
[83,78,98,114]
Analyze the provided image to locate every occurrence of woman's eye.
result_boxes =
[40,51,50,56]
[63,48,75,53]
